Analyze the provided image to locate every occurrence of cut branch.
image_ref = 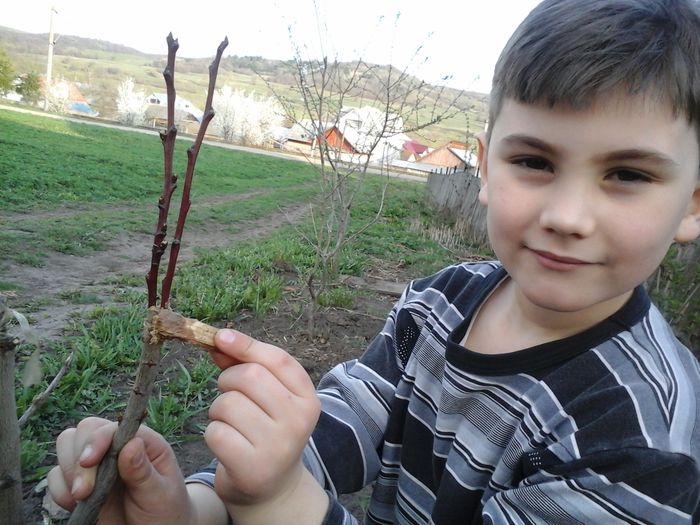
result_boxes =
[147,307,218,351]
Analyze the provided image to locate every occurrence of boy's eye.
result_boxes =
[607,169,653,183]
[512,156,552,171]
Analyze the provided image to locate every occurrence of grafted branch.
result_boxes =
[67,35,228,525]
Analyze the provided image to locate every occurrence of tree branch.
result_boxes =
[160,37,228,308]
[67,35,228,525]
[146,33,180,308]
[67,315,161,525]
[18,348,75,429]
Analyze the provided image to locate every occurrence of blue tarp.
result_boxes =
[68,101,98,116]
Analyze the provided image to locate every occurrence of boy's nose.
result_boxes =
[538,187,596,238]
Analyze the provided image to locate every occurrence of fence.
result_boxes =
[424,170,488,246]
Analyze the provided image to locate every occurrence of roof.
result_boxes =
[403,139,429,155]
[145,93,203,122]
[144,104,201,123]
[418,143,476,168]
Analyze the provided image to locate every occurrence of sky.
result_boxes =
[1,0,542,94]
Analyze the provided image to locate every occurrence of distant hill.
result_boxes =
[0,26,489,146]
[0,26,149,57]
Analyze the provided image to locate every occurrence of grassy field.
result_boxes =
[0,109,321,264]
[1,108,476,490]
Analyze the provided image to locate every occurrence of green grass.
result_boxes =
[12,184,462,480]
[0,280,21,291]
[0,109,321,264]
[0,109,318,213]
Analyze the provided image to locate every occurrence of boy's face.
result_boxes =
[477,94,700,321]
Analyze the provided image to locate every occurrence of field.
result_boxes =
[0,108,482,522]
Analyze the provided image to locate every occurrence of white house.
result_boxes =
[336,106,407,165]
[145,93,203,122]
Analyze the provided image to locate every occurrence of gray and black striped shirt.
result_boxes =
[190,261,700,524]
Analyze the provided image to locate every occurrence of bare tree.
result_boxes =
[0,302,73,525]
[268,19,465,332]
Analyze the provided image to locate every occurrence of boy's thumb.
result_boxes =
[117,437,160,491]
[210,329,246,369]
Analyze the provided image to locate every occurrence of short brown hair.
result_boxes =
[489,0,700,142]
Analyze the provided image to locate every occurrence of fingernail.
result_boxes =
[217,329,236,344]
[78,445,92,464]
[131,449,145,469]
[71,476,83,496]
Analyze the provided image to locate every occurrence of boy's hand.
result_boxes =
[206,329,323,515]
[47,417,195,525]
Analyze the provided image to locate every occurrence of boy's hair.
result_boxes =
[489,0,700,141]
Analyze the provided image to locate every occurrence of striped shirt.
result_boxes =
[188,261,700,524]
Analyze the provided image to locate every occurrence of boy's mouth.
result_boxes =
[530,249,591,270]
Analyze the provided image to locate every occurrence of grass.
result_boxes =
[0,109,320,265]
[5,108,469,483]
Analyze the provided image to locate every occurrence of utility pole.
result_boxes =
[43,6,58,111]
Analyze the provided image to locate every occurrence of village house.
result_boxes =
[416,140,476,173]
[144,93,203,134]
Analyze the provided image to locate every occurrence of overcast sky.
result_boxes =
[1,0,542,94]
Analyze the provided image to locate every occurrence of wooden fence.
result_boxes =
[424,171,488,246]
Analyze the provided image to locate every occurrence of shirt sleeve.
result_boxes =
[303,288,409,497]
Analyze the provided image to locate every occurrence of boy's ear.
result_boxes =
[476,132,489,207]
[674,182,700,242]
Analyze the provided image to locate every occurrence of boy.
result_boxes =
[48,0,700,523]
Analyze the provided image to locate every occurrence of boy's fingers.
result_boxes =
[214,329,315,397]
[117,437,160,491]
[47,465,76,511]
[74,418,119,468]
[54,418,118,503]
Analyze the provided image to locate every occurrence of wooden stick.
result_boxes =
[148,307,218,351]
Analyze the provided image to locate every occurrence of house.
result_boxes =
[144,93,203,133]
[279,106,408,165]
[320,126,361,155]
[401,139,429,161]
[417,141,476,173]
[336,106,406,164]
[280,120,325,154]
[41,78,98,116]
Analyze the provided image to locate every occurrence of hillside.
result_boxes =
[0,26,489,146]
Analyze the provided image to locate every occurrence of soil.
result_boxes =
[3,197,406,523]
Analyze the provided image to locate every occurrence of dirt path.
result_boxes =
[0,189,270,222]
[1,198,310,339]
